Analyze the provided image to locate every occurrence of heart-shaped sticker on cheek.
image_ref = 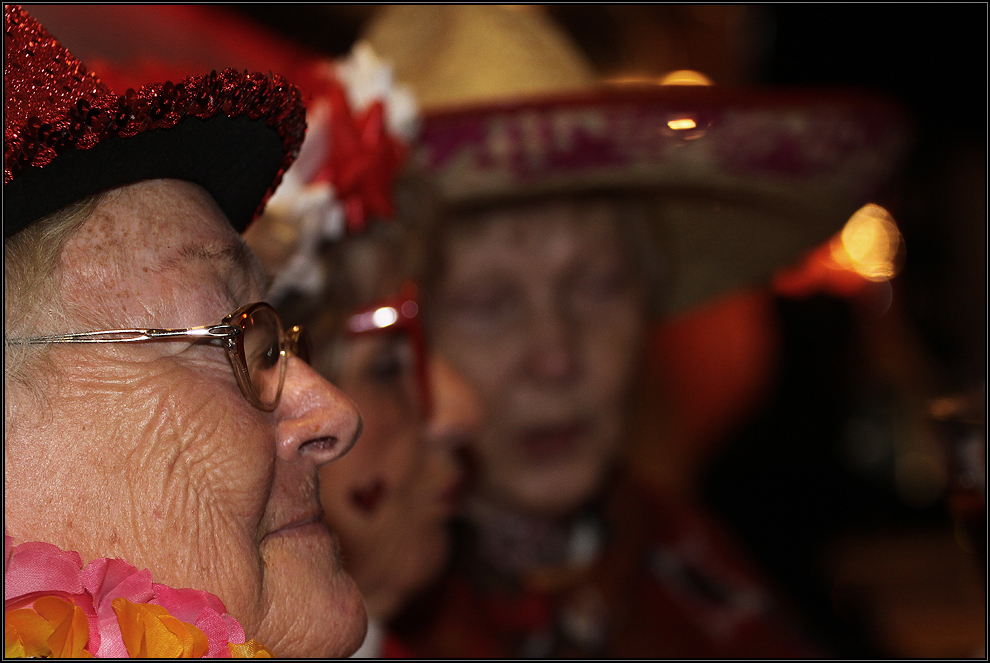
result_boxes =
[351,478,386,514]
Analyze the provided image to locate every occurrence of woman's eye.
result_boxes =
[263,340,281,368]
[245,334,281,371]
[369,351,403,380]
[365,338,413,383]
[442,287,520,331]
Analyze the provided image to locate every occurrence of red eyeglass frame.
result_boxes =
[344,282,432,418]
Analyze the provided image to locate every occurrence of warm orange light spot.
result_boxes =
[604,70,714,87]
[831,204,903,281]
[603,74,663,86]
[658,70,714,86]
[667,118,698,131]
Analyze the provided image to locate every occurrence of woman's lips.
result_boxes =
[265,511,329,541]
[517,421,587,462]
[439,472,466,508]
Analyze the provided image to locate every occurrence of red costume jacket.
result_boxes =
[390,474,820,658]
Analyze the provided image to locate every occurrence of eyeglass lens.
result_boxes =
[242,305,286,408]
[288,325,312,365]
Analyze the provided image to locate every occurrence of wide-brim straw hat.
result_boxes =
[3,4,306,238]
[364,5,911,315]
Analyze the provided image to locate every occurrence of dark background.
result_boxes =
[762,4,986,391]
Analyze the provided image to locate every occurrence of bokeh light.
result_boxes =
[371,306,399,328]
[831,204,904,281]
[667,118,697,130]
[658,69,714,86]
[604,69,714,87]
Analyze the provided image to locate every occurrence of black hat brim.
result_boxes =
[5,113,284,238]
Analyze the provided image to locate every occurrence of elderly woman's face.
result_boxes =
[3,180,366,657]
[431,198,649,517]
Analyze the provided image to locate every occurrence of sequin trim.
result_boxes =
[4,5,305,217]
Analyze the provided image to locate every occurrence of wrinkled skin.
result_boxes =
[4,180,367,657]
[431,198,650,518]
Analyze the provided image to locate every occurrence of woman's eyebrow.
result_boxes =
[174,241,264,277]
[165,240,273,295]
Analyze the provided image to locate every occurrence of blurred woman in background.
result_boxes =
[244,63,483,657]
[363,5,910,657]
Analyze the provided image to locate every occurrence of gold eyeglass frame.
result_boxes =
[8,302,309,412]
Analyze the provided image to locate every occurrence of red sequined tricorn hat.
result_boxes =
[3,5,306,238]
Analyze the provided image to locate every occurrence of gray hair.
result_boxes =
[4,193,104,426]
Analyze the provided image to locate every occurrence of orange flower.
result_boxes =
[5,606,53,658]
[112,597,209,658]
[4,595,92,658]
[228,639,275,658]
[6,537,276,657]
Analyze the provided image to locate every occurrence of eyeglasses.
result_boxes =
[8,302,310,412]
[344,282,431,418]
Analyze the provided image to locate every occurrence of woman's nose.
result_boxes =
[275,356,362,465]
[425,354,483,450]
[525,305,578,384]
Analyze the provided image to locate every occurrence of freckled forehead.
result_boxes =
[70,180,228,248]
[62,179,267,308]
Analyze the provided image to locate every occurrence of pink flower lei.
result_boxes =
[4,535,273,658]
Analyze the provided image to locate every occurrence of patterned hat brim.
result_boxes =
[409,85,911,314]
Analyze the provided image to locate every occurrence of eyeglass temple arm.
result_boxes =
[8,324,242,345]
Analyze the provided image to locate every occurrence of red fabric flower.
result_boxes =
[314,81,407,234]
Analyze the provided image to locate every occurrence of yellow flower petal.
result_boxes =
[5,607,55,658]
[228,638,275,658]
[159,614,209,658]
[32,595,92,658]
[113,597,212,658]
[3,638,28,659]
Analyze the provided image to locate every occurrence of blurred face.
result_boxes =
[315,299,480,620]
[431,198,649,517]
[3,180,366,657]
